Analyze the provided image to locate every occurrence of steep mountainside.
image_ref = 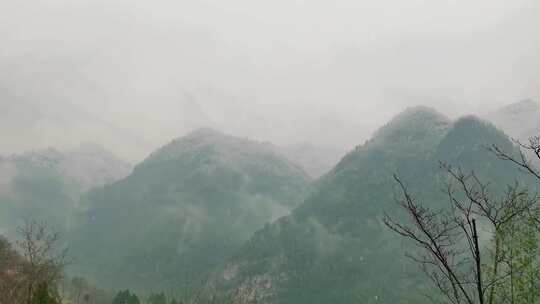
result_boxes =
[70,128,311,292]
[0,145,131,234]
[205,107,529,304]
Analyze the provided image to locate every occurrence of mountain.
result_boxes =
[1,143,131,191]
[0,145,131,234]
[69,128,311,292]
[204,107,528,304]
[486,99,540,140]
[274,106,448,179]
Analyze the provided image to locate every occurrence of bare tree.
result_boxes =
[0,220,69,304]
[384,133,540,304]
[384,162,538,304]
[16,219,69,304]
[489,136,540,233]
[0,236,26,303]
[489,136,540,182]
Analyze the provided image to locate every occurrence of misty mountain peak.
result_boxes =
[451,115,507,138]
[486,99,540,140]
[499,99,539,115]
[437,114,513,162]
[3,147,65,168]
[146,128,224,159]
[452,114,491,128]
[143,128,281,167]
[176,127,238,148]
[447,115,508,141]
[391,105,449,124]
[1,145,132,191]
[370,105,450,145]
[333,106,450,175]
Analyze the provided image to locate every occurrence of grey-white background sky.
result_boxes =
[1,0,539,161]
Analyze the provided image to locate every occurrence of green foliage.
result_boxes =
[489,204,540,303]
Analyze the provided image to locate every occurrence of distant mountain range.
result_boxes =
[2,101,539,302]
[1,143,132,191]
[0,144,131,234]
[486,99,540,141]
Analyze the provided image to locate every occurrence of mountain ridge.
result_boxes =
[70,128,312,293]
[203,106,526,304]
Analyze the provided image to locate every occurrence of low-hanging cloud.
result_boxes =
[1,0,539,161]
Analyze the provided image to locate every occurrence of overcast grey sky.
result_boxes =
[1,0,539,161]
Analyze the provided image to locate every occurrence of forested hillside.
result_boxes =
[69,128,311,293]
[203,107,534,304]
